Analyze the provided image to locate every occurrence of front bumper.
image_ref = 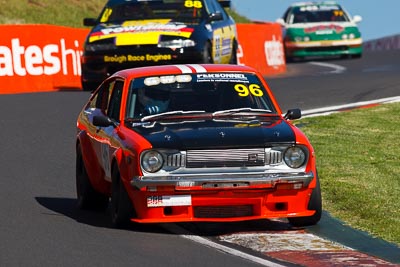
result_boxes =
[131,171,314,190]
[128,171,317,223]
[285,38,363,57]
[81,47,204,83]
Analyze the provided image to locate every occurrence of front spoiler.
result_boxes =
[131,171,314,190]
[285,38,363,58]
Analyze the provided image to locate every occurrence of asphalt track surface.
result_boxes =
[1,50,399,266]
[267,50,400,112]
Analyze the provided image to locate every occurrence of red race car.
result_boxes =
[76,64,321,228]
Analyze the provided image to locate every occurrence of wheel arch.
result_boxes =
[76,131,111,196]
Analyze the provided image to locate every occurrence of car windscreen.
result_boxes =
[99,0,205,24]
[125,72,277,119]
[290,5,350,24]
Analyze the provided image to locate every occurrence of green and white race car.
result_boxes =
[277,1,362,61]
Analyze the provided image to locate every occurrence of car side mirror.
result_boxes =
[284,109,302,120]
[83,18,97,27]
[93,115,116,128]
[208,12,223,22]
[352,15,362,24]
[276,18,285,26]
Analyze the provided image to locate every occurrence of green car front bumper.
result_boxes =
[285,38,363,58]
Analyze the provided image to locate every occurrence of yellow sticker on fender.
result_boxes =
[100,8,112,23]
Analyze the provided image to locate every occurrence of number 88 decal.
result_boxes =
[234,84,264,97]
[184,0,203,8]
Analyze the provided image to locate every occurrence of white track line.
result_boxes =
[302,96,400,117]
[309,61,347,74]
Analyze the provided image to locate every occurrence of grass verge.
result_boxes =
[0,1,250,27]
[0,0,104,27]
[295,102,400,245]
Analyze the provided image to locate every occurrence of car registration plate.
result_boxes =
[147,195,192,207]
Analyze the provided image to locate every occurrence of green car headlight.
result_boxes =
[294,36,303,42]
[284,146,308,168]
[141,150,164,173]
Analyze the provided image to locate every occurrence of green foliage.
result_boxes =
[0,0,105,27]
[296,103,400,245]
[0,1,251,27]
[228,9,252,23]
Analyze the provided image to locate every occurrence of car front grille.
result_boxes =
[165,148,283,168]
[187,148,265,168]
[186,148,265,168]
[306,45,348,52]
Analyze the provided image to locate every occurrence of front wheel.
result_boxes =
[201,42,213,63]
[288,174,322,227]
[110,166,135,228]
[229,40,238,64]
[349,53,362,59]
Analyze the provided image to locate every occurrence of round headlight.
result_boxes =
[141,150,164,173]
[284,146,307,168]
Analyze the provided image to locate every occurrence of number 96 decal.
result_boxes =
[234,84,264,97]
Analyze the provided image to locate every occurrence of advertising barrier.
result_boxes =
[0,23,286,94]
[236,23,286,76]
[0,24,88,94]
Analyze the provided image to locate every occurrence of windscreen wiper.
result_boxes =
[212,108,272,116]
[141,110,206,122]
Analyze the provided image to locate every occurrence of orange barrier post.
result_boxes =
[0,25,89,94]
[236,23,286,76]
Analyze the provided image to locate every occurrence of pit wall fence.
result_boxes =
[0,23,286,94]
[363,34,400,52]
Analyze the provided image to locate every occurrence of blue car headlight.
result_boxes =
[85,43,116,52]
[158,37,196,48]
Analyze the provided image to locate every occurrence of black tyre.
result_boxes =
[81,81,98,92]
[110,166,135,228]
[288,174,322,227]
[285,56,293,63]
[76,146,109,211]
[350,53,362,59]
[229,40,238,64]
[201,42,213,63]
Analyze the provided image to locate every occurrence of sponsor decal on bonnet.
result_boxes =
[304,24,344,34]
